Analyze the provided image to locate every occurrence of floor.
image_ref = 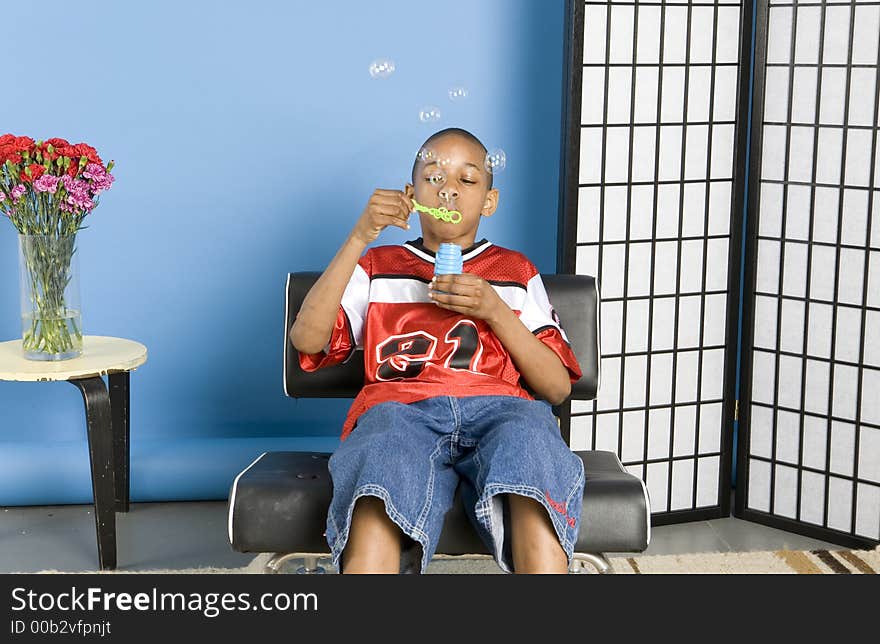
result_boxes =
[0,490,849,573]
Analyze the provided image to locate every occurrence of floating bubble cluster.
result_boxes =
[436,156,453,171]
[484,148,507,174]
[417,148,446,185]
[369,59,395,79]
[419,106,442,123]
[448,86,468,101]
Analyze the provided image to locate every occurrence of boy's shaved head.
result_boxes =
[411,127,493,189]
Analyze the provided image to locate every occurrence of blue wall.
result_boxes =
[0,0,566,504]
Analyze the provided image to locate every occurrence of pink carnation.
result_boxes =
[61,175,89,197]
[82,163,104,179]
[10,185,26,200]
[58,175,95,212]
[92,174,114,195]
[82,162,115,195]
[33,174,60,193]
[66,194,95,211]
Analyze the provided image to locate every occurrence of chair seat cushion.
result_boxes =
[228,450,650,556]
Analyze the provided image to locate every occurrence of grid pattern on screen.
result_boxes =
[742,0,880,541]
[571,0,743,514]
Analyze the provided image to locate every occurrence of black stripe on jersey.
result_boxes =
[340,309,358,364]
[372,274,526,289]
[371,273,432,283]
[531,323,573,348]
[405,237,490,258]
[488,279,527,290]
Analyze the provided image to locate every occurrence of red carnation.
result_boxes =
[36,138,71,162]
[0,136,33,165]
[54,145,77,159]
[35,141,52,161]
[11,136,34,153]
[70,143,102,166]
[55,143,102,167]
[21,164,45,183]
[0,145,21,165]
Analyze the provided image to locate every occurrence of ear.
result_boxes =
[404,183,415,199]
[481,188,499,218]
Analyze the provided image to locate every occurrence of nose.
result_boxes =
[438,186,459,201]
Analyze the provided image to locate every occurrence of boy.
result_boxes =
[290,128,584,574]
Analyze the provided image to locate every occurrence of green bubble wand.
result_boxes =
[411,198,462,224]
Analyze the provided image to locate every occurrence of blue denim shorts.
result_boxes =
[325,395,585,573]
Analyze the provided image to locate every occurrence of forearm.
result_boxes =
[487,307,572,405]
[290,234,367,354]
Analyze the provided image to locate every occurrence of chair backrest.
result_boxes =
[283,272,600,401]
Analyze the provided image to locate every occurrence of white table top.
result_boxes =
[0,336,147,382]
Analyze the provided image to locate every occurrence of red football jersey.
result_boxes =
[299,238,582,440]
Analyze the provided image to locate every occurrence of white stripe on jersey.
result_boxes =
[356,266,569,346]
[492,284,527,311]
[462,241,493,261]
[368,276,568,341]
[370,277,526,310]
[370,278,432,304]
[519,274,571,342]
[341,264,370,347]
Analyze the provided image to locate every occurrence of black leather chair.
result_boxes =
[227,272,650,573]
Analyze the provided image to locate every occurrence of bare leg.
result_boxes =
[508,494,568,574]
[340,496,404,574]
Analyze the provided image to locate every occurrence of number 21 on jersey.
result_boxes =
[375,320,483,381]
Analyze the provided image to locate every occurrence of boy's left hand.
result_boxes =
[428,273,507,323]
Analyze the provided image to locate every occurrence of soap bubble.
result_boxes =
[418,147,437,163]
[436,156,453,171]
[427,170,447,187]
[484,148,507,174]
[369,59,395,79]
[416,148,445,185]
[417,148,446,186]
[448,86,468,101]
[419,106,442,123]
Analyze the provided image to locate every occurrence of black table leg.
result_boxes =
[69,376,117,571]
[109,371,130,512]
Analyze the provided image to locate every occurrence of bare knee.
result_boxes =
[507,494,568,574]
[341,496,404,574]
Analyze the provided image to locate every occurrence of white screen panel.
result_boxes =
[742,0,880,543]
[570,0,743,517]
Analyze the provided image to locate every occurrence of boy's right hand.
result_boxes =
[350,189,414,245]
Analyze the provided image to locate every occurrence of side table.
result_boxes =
[0,335,147,570]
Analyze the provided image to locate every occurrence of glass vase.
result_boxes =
[18,233,83,361]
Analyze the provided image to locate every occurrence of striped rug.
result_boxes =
[30,546,880,574]
[608,546,880,574]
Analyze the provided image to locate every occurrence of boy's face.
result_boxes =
[406,134,499,243]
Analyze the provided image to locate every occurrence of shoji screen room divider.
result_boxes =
[557,0,879,547]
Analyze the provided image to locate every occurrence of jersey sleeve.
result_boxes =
[518,272,583,383]
[298,255,371,372]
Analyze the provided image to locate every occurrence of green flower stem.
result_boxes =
[20,234,82,357]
